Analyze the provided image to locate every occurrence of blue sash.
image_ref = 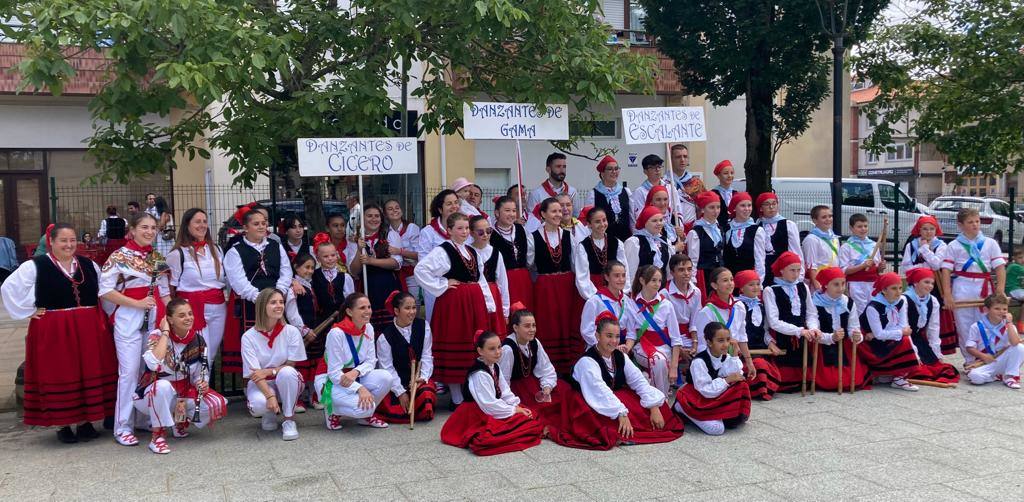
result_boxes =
[600,297,627,343]
[343,334,363,383]
[975,321,996,355]
[639,307,672,347]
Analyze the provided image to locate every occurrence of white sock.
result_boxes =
[679,407,725,435]
[448,383,464,404]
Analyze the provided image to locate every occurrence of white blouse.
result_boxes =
[579,292,637,348]
[475,245,510,317]
[689,352,744,399]
[414,241,496,312]
[376,321,434,396]
[468,362,520,419]
[572,236,626,299]
[863,300,910,342]
[690,301,748,352]
[167,244,226,292]
[98,247,172,299]
[325,324,380,392]
[240,324,307,379]
[629,293,683,346]
[900,239,946,273]
[498,337,558,390]
[571,355,664,419]
[1,258,102,319]
[141,329,208,384]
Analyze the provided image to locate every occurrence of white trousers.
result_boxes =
[634,344,672,395]
[673,401,725,436]
[200,303,227,362]
[968,345,1024,384]
[313,369,393,419]
[246,366,303,418]
[849,282,873,315]
[111,305,155,436]
[134,380,227,429]
[954,307,984,364]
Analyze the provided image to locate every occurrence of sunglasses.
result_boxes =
[475,228,493,237]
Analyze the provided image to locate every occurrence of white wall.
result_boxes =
[0,103,94,149]
[704,98,748,179]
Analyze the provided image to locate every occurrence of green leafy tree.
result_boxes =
[640,0,887,195]
[1,0,654,230]
[854,0,1024,177]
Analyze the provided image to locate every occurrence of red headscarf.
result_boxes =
[727,191,753,217]
[755,192,778,210]
[910,215,943,237]
[816,267,845,291]
[579,206,595,225]
[645,185,669,206]
[695,191,719,210]
[233,202,258,224]
[872,272,902,296]
[311,232,332,255]
[713,159,733,176]
[595,310,618,325]
[595,155,617,173]
[734,269,760,290]
[770,250,802,277]
[635,205,662,230]
[905,268,934,286]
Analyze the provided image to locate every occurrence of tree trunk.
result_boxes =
[743,40,774,200]
[300,175,327,233]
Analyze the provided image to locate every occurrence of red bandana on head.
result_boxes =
[259,322,285,348]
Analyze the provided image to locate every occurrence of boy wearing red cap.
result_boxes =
[964,294,1024,389]
[630,154,668,224]
[857,272,922,391]
[686,191,725,294]
[810,267,871,391]
[723,191,767,279]
[801,205,841,291]
[840,213,885,314]
[756,192,804,286]
[710,160,738,232]
[763,251,822,391]
[585,155,633,243]
[903,268,959,384]
[734,268,781,399]
[940,208,1006,364]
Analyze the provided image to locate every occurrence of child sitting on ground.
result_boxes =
[965,294,1024,389]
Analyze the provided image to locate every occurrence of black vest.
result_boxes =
[492,224,528,270]
[104,217,126,239]
[295,284,317,326]
[571,346,627,391]
[744,301,768,350]
[502,337,540,380]
[770,283,809,328]
[532,229,572,274]
[762,219,790,272]
[904,294,934,333]
[694,226,724,270]
[815,296,856,366]
[593,188,633,243]
[382,319,427,388]
[637,235,670,272]
[859,299,905,336]
[688,350,724,382]
[311,268,346,317]
[712,187,735,232]
[283,240,311,262]
[32,255,99,309]
[463,359,501,404]
[724,225,757,274]
[581,236,620,275]
[440,242,480,282]
[233,240,282,292]
[483,247,500,283]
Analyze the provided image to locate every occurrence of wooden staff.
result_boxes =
[408,359,420,430]
[837,336,844,396]
[810,341,819,395]
[954,300,986,309]
[748,349,787,356]
[312,312,339,337]
[906,379,957,389]
[869,216,889,267]
[963,346,1008,371]
[801,339,809,397]
[849,337,858,394]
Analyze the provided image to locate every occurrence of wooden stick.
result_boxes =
[801,340,808,397]
[748,349,787,356]
[906,379,957,389]
[954,300,986,309]
[408,359,420,430]
[869,216,889,264]
[811,341,819,395]
[849,339,857,394]
[837,337,844,396]
[312,312,339,337]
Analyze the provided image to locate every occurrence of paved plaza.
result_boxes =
[0,312,1022,501]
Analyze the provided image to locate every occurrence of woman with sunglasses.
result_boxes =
[470,215,510,335]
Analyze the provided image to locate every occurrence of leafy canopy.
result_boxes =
[1,0,655,186]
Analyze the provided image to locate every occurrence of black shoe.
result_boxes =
[76,422,100,441]
[102,416,114,430]
[56,426,78,444]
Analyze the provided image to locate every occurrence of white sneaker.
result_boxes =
[114,432,139,446]
[294,402,306,414]
[357,416,389,429]
[325,413,343,431]
[891,378,919,392]
[281,420,299,441]
[261,414,278,431]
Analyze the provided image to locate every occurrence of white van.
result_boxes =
[734,177,926,255]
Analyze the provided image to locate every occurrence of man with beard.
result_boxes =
[527,153,578,218]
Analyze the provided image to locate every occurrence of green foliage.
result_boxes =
[1,0,655,188]
[854,0,1024,175]
[641,0,887,194]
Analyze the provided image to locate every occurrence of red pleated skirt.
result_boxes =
[747,358,781,400]
[910,361,961,384]
[22,307,118,427]
[533,273,585,374]
[857,337,921,377]
[397,264,415,293]
[939,309,959,355]
[220,293,245,373]
[373,381,437,424]
[675,381,751,423]
[487,282,507,336]
[589,273,605,291]
[431,284,491,382]
[440,402,544,456]
[508,376,568,432]
[804,339,873,392]
[506,268,534,313]
[551,387,683,450]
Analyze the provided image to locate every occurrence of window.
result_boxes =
[569,120,617,138]
[842,182,874,207]
[878,183,915,211]
[0,151,45,171]
[886,143,913,161]
[865,151,879,164]
[990,201,1011,217]
[627,1,651,44]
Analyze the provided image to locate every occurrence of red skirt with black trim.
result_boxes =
[857,337,921,377]
[909,361,960,384]
[487,282,507,336]
[589,273,605,291]
[508,375,568,431]
[675,381,751,424]
[939,309,959,355]
[506,268,534,313]
[746,358,781,400]
[805,339,872,392]
[373,381,438,424]
[533,273,585,374]
[440,402,544,456]
[551,387,683,451]
[398,264,415,293]
[22,307,118,427]
[220,293,247,374]
[431,284,491,382]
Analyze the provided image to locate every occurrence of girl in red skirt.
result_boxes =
[440,330,545,456]
[491,196,533,311]
[734,269,782,399]
[809,267,871,391]
[527,197,585,374]
[573,206,625,298]
[673,322,751,436]
[762,251,823,392]
[858,272,923,391]
[417,189,460,322]
[414,212,493,406]
[374,291,436,424]
[2,223,117,443]
[499,302,568,430]
[685,191,725,295]
[470,215,509,335]
[554,312,683,450]
[903,268,959,384]
[900,216,957,355]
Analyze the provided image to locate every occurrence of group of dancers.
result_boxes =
[4,147,1022,456]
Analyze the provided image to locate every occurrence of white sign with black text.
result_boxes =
[621,106,707,144]
[297,137,419,176]
[463,102,570,140]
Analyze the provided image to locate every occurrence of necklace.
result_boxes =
[454,243,478,278]
[49,254,84,305]
[495,224,518,261]
[590,236,608,268]
[543,228,562,265]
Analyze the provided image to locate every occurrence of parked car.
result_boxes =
[734,177,926,257]
[217,199,348,248]
[927,196,1022,249]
